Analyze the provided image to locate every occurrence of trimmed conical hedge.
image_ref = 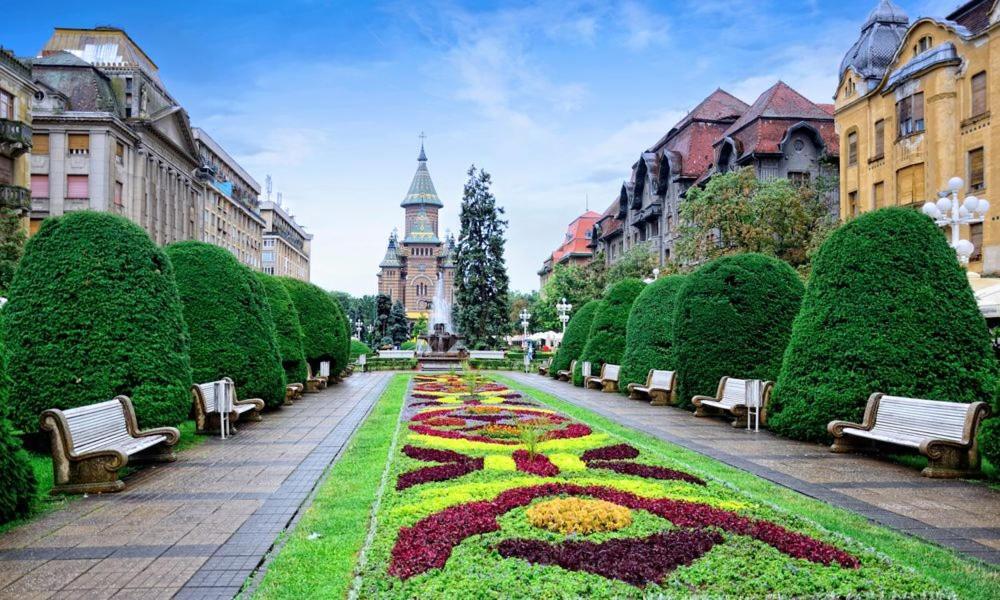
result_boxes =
[5,212,192,430]
[0,322,37,525]
[577,279,645,385]
[281,278,350,376]
[256,272,308,385]
[167,242,286,408]
[549,299,600,380]
[769,208,1000,445]
[619,275,687,391]
[674,253,804,409]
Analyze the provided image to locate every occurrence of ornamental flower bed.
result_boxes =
[352,375,945,598]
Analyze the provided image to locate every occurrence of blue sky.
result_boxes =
[4,0,959,294]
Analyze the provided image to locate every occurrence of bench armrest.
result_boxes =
[134,426,180,446]
[827,419,865,438]
[827,392,882,437]
[236,397,265,411]
[690,394,717,406]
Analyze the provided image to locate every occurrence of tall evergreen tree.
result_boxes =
[0,208,27,294]
[454,166,510,348]
[376,293,392,339]
[389,300,410,345]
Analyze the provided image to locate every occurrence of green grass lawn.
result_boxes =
[495,374,1000,599]
[250,374,410,599]
[1,419,203,535]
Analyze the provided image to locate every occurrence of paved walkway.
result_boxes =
[0,372,392,600]
[507,372,1000,565]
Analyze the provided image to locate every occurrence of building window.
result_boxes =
[847,131,858,166]
[0,89,12,119]
[262,251,274,262]
[969,147,985,192]
[68,134,90,155]
[972,71,988,118]
[873,181,885,210]
[897,93,925,137]
[115,141,125,165]
[30,174,49,199]
[896,163,926,206]
[32,134,49,155]
[66,175,89,199]
[848,191,859,217]
[114,182,124,208]
[915,35,933,55]
[971,223,983,262]
[788,171,811,187]
[873,120,884,159]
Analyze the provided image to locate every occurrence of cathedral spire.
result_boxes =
[401,137,443,208]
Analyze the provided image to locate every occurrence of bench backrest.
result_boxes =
[648,370,675,389]
[719,377,748,408]
[872,395,976,443]
[568,360,576,373]
[61,398,132,454]
[602,364,620,381]
[197,380,233,414]
[320,361,331,377]
[582,362,592,377]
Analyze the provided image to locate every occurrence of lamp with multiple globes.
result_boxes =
[922,177,990,265]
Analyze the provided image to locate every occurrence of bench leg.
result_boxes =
[198,413,240,435]
[923,445,977,479]
[305,380,320,393]
[694,404,721,419]
[132,444,177,464]
[53,456,126,495]
[649,391,670,406]
[829,435,871,454]
[730,406,748,428]
[602,382,618,393]
[241,408,263,423]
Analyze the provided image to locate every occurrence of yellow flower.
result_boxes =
[526,498,632,535]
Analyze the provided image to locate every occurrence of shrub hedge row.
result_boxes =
[257,272,309,385]
[548,299,600,380]
[280,277,350,376]
[0,321,36,524]
[576,279,644,385]
[167,242,286,409]
[619,275,687,391]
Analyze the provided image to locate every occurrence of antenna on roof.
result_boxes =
[276,191,282,208]
[265,174,272,202]
[586,193,589,211]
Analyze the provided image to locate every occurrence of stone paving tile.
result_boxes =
[507,373,1000,566]
[0,372,392,599]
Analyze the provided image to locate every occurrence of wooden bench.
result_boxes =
[537,358,551,376]
[556,360,576,382]
[191,378,264,434]
[627,369,676,406]
[285,383,304,405]
[585,363,620,393]
[828,393,992,478]
[307,364,326,391]
[39,396,180,494]
[693,376,773,428]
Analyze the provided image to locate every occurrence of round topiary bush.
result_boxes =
[5,212,192,431]
[619,275,688,391]
[281,278,349,376]
[673,253,804,410]
[256,272,308,385]
[577,279,645,385]
[549,299,601,379]
[768,208,1000,445]
[350,340,372,362]
[167,241,286,408]
[0,324,37,525]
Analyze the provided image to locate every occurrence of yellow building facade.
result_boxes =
[0,48,35,225]
[836,1,1000,272]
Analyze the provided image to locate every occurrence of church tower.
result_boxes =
[377,140,455,320]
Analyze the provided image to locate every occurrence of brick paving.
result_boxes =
[506,372,1000,565]
[0,372,392,599]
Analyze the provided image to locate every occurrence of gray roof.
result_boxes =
[379,231,403,268]
[886,42,961,91]
[840,0,909,86]
[31,51,122,114]
[401,144,443,208]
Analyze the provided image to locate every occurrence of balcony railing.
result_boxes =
[0,119,31,158]
[629,202,663,225]
[269,227,305,251]
[0,184,31,212]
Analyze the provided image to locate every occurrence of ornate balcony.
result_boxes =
[630,202,663,225]
[0,184,31,212]
[0,119,32,158]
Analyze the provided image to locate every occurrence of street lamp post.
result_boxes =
[643,267,661,284]
[556,297,572,334]
[519,308,531,350]
[354,318,363,340]
[923,177,990,265]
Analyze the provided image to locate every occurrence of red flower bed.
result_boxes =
[411,408,453,421]
[497,529,723,586]
[581,444,640,461]
[408,423,518,445]
[543,423,592,440]
[584,460,705,486]
[423,417,467,427]
[388,483,859,579]
[396,459,484,490]
[401,445,470,464]
[512,450,560,476]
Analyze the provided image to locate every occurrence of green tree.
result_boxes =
[673,253,804,410]
[389,300,410,345]
[376,293,392,341]
[675,168,836,270]
[0,320,37,525]
[607,245,661,286]
[577,279,645,384]
[0,208,27,293]
[768,208,1000,447]
[256,273,308,385]
[508,290,539,334]
[281,278,350,376]
[5,212,192,430]
[619,275,687,391]
[548,299,601,379]
[454,166,510,348]
[534,263,606,331]
[168,242,286,408]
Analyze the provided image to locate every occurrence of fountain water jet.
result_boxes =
[417,272,466,369]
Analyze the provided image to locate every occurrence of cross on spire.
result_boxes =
[418,131,427,161]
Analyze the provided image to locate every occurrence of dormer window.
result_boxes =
[846,78,856,97]
[914,36,932,56]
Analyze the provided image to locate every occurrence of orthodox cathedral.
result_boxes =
[377,143,456,319]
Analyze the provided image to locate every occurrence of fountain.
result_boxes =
[417,274,467,371]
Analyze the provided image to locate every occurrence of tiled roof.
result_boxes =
[401,144,443,207]
[947,0,992,35]
[546,210,600,265]
[719,82,838,157]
